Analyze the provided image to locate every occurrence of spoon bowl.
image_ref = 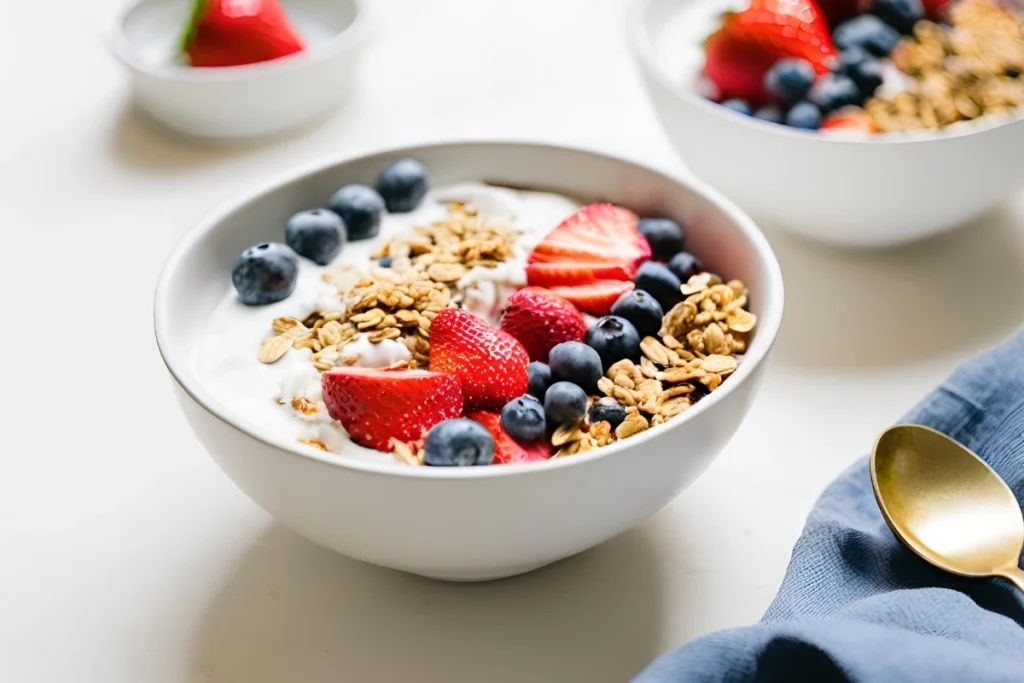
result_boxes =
[871,424,1024,591]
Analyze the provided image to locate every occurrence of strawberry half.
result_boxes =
[321,367,463,452]
[544,280,635,317]
[182,0,305,68]
[467,411,552,464]
[704,0,836,103]
[428,309,529,411]
[524,262,633,287]
[820,106,878,134]
[527,204,649,272]
[499,287,587,362]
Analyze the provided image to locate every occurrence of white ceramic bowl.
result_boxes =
[627,0,1024,247]
[110,0,374,140]
[154,141,784,581]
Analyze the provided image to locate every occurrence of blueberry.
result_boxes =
[500,396,547,444]
[424,418,495,466]
[839,47,884,97]
[785,101,823,130]
[667,251,703,282]
[754,105,785,124]
[634,261,683,311]
[231,242,298,306]
[833,15,900,57]
[637,217,685,261]
[610,289,664,339]
[588,397,627,430]
[378,256,393,268]
[764,58,816,104]
[721,99,752,115]
[329,184,384,241]
[284,209,346,266]
[871,0,923,33]
[548,341,603,394]
[376,158,430,213]
[807,74,862,113]
[585,316,642,372]
[544,382,588,425]
[527,361,552,400]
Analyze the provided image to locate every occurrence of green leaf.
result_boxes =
[179,0,206,57]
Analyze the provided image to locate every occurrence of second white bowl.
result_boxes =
[628,0,1024,247]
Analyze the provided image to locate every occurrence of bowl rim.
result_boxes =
[154,139,785,480]
[108,0,375,83]
[623,0,1024,146]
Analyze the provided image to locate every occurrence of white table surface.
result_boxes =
[5,0,1024,680]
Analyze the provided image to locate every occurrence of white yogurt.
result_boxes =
[196,183,579,463]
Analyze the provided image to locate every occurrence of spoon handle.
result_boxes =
[999,566,1024,593]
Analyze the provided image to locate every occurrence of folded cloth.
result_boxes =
[634,332,1024,683]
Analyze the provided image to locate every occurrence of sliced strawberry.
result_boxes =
[321,368,463,452]
[816,0,870,27]
[499,287,587,362]
[182,0,305,68]
[922,0,952,20]
[428,309,529,411]
[542,280,635,317]
[525,262,633,287]
[467,411,552,464]
[704,0,836,103]
[821,106,878,134]
[527,204,649,271]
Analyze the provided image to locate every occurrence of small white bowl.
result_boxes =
[627,0,1024,247]
[154,141,784,581]
[110,0,374,140]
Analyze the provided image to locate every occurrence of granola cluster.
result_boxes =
[867,0,1024,132]
[550,274,755,457]
[257,203,515,370]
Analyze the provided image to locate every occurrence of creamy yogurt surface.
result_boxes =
[196,183,580,464]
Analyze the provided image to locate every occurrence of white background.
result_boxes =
[4,0,1024,680]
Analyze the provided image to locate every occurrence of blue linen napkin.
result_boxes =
[634,331,1024,682]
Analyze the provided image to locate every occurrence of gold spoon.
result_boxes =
[871,424,1024,592]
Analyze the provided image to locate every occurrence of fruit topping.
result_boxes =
[499,287,587,362]
[376,158,430,213]
[821,106,880,132]
[524,262,633,286]
[527,361,553,400]
[611,290,664,339]
[428,308,529,411]
[423,418,495,466]
[634,261,683,311]
[807,73,863,113]
[722,98,754,115]
[764,58,817,104]
[231,242,298,305]
[704,0,836,103]
[467,411,552,464]
[548,341,604,394]
[871,0,924,33]
[838,46,884,96]
[668,251,703,282]
[543,382,589,425]
[285,209,346,266]
[321,368,464,452]
[585,316,642,372]
[182,0,305,68]
[329,184,385,242]
[528,204,648,270]
[832,15,900,56]
[785,101,824,129]
[500,396,547,444]
[542,280,636,317]
[589,397,627,430]
[637,217,686,261]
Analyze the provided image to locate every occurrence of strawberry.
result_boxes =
[467,411,552,464]
[524,262,633,287]
[921,0,952,20]
[543,280,635,317]
[815,0,869,27]
[182,0,305,68]
[704,0,836,103]
[320,367,463,452]
[499,287,587,362]
[527,204,649,272]
[428,309,529,410]
[820,106,878,133]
